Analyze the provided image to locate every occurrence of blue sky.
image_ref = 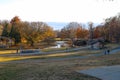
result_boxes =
[0,0,15,4]
[0,0,120,30]
[46,22,68,30]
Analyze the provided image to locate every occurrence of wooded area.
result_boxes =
[0,16,55,47]
[59,13,120,43]
[0,13,120,48]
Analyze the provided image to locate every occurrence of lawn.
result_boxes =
[0,50,120,80]
[0,49,102,62]
[106,43,120,49]
[0,50,17,54]
[0,43,119,80]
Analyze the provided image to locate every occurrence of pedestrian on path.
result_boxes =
[107,49,110,54]
[104,49,107,55]
[16,48,19,53]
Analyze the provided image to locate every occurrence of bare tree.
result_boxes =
[60,22,81,47]
[88,22,94,49]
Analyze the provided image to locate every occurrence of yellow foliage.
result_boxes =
[21,38,27,43]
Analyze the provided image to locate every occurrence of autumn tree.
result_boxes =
[60,22,89,40]
[20,22,55,46]
[103,14,120,43]
[60,22,81,38]
[10,16,21,24]
[93,27,102,38]
[20,22,41,46]
[93,14,120,43]
[54,30,61,38]
[42,26,55,45]
[60,27,70,40]
[76,27,88,39]
[60,22,85,46]
[9,16,21,44]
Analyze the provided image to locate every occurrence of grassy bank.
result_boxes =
[0,49,102,62]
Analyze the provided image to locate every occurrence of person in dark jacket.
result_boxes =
[107,49,110,54]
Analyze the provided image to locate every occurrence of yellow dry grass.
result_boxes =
[0,52,80,62]
[0,49,102,62]
[1,50,120,80]
[0,50,17,54]
[1,52,120,80]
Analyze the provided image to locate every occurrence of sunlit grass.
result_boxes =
[0,44,120,80]
[0,49,102,62]
[1,51,120,80]
[0,43,119,62]
[0,53,76,62]
[0,50,17,54]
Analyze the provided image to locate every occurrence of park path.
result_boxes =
[0,46,90,56]
[77,65,120,80]
[41,46,120,61]
[0,46,120,64]
[76,47,120,80]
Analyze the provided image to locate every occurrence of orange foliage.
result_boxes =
[76,27,88,39]
[10,16,21,24]
[43,27,55,38]
[93,27,101,38]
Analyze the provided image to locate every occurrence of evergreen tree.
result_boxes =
[2,23,9,37]
[9,25,21,44]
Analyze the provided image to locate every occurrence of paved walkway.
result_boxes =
[76,47,120,80]
[1,47,120,64]
[77,65,120,80]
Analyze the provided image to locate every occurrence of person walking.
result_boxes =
[104,49,107,55]
[107,49,110,54]
[16,48,19,53]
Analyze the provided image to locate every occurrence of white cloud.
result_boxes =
[0,0,120,23]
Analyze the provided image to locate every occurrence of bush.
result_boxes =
[73,40,87,46]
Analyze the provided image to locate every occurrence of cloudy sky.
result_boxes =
[0,0,120,29]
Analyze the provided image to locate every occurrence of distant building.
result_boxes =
[87,38,105,49]
[0,36,13,48]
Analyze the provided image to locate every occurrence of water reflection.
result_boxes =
[48,41,68,49]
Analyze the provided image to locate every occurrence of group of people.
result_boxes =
[104,49,110,55]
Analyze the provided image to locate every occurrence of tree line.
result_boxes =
[94,13,120,43]
[0,14,120,47]
[0,16,55,46]
[57,14,120,45]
